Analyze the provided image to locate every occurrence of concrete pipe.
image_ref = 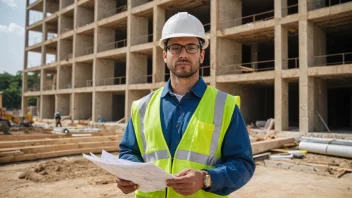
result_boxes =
[299,142,352,159]
[301,137,352,147]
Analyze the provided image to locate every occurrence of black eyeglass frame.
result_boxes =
[165,43,202,54]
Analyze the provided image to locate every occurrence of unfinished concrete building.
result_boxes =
[22,0,352,134]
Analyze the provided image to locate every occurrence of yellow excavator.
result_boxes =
[0,107,34,135]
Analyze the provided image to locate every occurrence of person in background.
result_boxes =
[54,112,62,127]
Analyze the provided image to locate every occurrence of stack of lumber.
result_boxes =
[0,132,120,163]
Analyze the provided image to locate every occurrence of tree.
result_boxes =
[0,72,22,109]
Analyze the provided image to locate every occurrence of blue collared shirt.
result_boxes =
[119,77,255,195]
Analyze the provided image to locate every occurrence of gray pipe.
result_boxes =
[301,137,352,147]
[299,142,352,159]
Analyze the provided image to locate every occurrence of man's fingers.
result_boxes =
[116,177,134,187]
[117,184,139,194]
[176,168,192,177]
[115,177,138,194]
[168,182,193,190]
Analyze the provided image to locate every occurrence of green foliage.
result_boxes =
[0,71,39,109]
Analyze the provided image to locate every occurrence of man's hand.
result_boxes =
[116,177,139,194]
[166,168,205,196]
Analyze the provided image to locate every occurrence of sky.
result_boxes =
[0,0,44,75]
[0,0,26,75]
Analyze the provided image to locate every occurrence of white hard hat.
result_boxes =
[159,12,209,50]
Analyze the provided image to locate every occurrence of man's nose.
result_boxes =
[178,46,189,58]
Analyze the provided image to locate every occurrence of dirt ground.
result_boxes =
[0,153,351,198]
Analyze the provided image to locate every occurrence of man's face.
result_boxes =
[163,37,205,78]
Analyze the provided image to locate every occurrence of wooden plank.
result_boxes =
[0,150,24,157]
[251,137,296,155]
[0,141,119,154]
[0,132,118,141]
[270,149,289,153]
[0,146,119,163]
[253,152,271,161]
[0,135,118,148]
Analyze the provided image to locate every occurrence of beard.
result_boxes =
[168,59,200,78]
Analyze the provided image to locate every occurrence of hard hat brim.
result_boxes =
[159,33,209,50]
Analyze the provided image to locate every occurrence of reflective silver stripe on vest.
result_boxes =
[143,150,169,162]
[210,91,227,156]
[138,92,155,154]
[176,150,220,166]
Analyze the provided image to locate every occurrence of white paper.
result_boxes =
[83,150,175,192]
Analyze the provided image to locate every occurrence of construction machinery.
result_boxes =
[0,107,34,126]
[0,93,34,134]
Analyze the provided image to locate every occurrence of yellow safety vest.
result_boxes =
[131,86,240,198]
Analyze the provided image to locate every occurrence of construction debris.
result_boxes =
[253,136,352,178]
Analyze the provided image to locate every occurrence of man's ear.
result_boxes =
[163,50,167,63]
[200,49,205,64]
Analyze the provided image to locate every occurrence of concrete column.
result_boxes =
[55,94,59,114]
[0,93,2,108]
[39,95,44,119]
[219,0,242,28]
[153,5,165,83]
[314,78,327,131]
[57,65,61,90]
[22,97,28,116]
[40,69,45,91]
[22,6,29,116]
[299,19,314,134]
[92,91,96,122]
[275,24,289,131]
[93,0,98,89]
[43,0,47,21]
[71,93,75,120]
[350,89,352,128]
[126,0,133,120]
[275,25,288,70]
[275,78,289,131]
[313,26,326,66]
[275,0,288,18]
[210,0,218,87]
[72,8,77,58]
[299,0,308,14]
[36,97,40,117]
[251,44,258,69]
[41,0,48,65]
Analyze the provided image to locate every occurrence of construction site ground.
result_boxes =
[0,152,351,198]
[1,127,352,198]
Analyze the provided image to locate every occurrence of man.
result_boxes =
[117,12,255,197]
[54,112,62,127]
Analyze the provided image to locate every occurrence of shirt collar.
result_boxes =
[160,77,207,98]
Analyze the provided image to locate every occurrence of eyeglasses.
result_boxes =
[166,44,200,54]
